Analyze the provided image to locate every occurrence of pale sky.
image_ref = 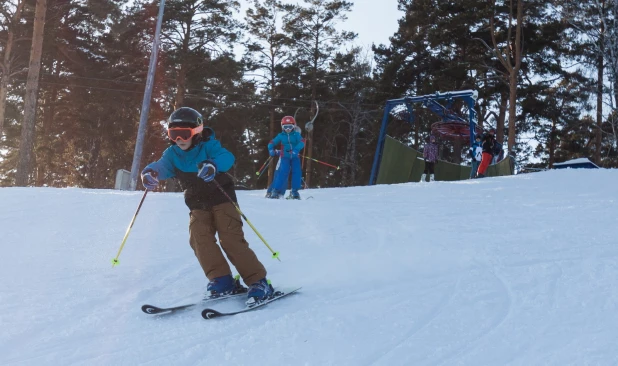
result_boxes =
[237,0,402,50]
[337,0,401,49]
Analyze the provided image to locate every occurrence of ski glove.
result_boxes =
[291,149,299,156]
[197,160,217,182]
[141,169,159,190]
[269,149,280,157]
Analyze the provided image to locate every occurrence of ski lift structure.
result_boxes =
[369,90,481,185]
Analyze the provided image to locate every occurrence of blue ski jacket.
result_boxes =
[268,131,305,159]
[144,129,237,209]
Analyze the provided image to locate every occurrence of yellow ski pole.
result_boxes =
[112,190,149,267]
[213,180,280,261]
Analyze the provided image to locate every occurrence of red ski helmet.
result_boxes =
[281,116,296,127]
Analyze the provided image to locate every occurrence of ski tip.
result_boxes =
[201,308,223,320]
[142,304,165,314]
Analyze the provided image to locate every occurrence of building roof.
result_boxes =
[553,158,600,169]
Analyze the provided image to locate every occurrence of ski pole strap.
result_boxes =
[112,190,149,267]
[212,180,280,261]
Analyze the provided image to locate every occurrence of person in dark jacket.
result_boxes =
[141,107,273,302]
[421,135,439,182]
[477,128,496,178]
[492,139,504,164]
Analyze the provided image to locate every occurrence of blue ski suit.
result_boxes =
[268,130,305,193]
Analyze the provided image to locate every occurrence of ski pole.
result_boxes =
[299,155,340,170]
[112,189,148,267]
[255,156,273,176]
[212,180,281,261]
[256,157,273,180]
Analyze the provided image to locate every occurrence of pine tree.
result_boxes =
[283,0,356,187]
[243,0,292,186]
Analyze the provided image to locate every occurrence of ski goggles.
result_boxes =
[282,124,295,132]
[167,125,203,142]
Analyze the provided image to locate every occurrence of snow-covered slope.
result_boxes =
[1,170,617,365]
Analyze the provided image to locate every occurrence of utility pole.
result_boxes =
[129,0,166,191]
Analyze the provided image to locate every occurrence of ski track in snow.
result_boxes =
[1,170,618,365]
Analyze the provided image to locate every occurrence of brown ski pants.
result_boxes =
[189,202,266,286]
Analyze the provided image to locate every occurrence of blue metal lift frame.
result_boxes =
[368,90,479,185]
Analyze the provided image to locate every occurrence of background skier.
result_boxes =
[421,135,439,182]
[477,128,496,178]
[469,134,483,178]
[267,116,305,199]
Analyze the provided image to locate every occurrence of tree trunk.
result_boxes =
[165,19,192,193]
[15,0,47,186]
[304,42,319,188]
[596,54,604,165]
[507,70,518,153]
[549,117,557,168]
[175,63,186,108]
[489,0,523,154]
[266,42,277,188]
[0,71,9,140]
[174,19,191,109]
[36,61,59,187]
[267,108,275,187]
[343,116,359,186]
[497,90,508,142]
[349,124,357,185]
[0,0,25,139]
[596,0,605,165]
[414,75,421,149]
[87,119,103,187]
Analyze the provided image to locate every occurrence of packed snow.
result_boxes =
[1,169,617,365]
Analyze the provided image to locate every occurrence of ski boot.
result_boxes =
[420,173,426,182]
[287,190,301,200]
[207,274,246,297]
[247,278,274,305]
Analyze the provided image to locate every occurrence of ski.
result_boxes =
[285,196,313,200]
[142,290,247,315]
[201,287,301,319]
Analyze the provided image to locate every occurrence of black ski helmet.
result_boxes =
[168,107,203,128]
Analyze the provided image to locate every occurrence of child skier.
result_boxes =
[421,135,439,182]
[267,116,305,199]
[140,107,273,301]
[469,134,483,178]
